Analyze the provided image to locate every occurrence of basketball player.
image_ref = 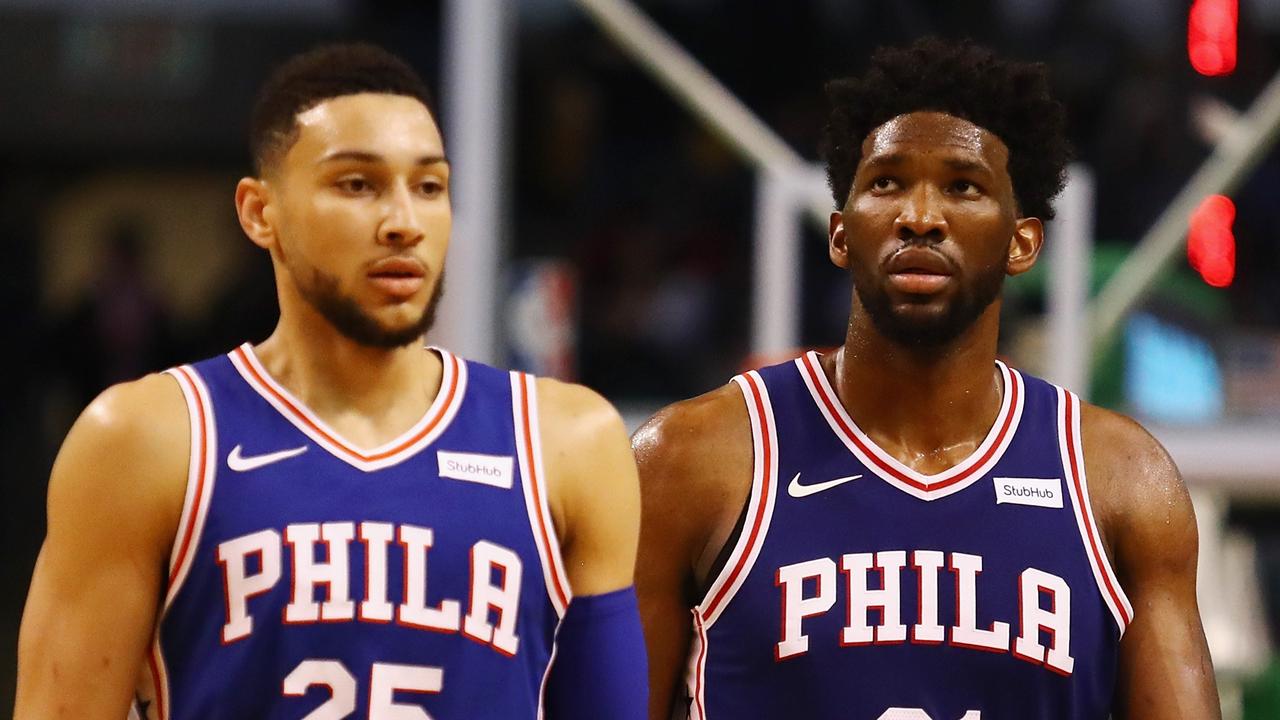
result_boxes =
[634,38,1220,719]
[16,44,646,719]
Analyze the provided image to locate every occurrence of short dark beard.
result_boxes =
[853,260,1003,348]
[297,267,444,349]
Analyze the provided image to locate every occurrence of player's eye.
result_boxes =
[417,178,446,197]
[951,179,982,197]
[870,177,899,192]
[335,177,374,194]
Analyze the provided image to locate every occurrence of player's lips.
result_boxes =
[367,256,426,300]
[885,247,954,294]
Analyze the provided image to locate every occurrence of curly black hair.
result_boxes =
[250,43,435,175]
[821,37,1070,220]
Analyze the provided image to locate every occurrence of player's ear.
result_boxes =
[1006,216,1043,276]
[235,177,278,251]
[829,212,850,269]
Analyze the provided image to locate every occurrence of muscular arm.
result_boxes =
[632,387,752,720]
[1082,406,1220,720]
[537,378,646,719]
[15,374,188,719]
[538,378,640,595]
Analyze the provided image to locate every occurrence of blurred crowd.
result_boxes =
[513,0,1280,400]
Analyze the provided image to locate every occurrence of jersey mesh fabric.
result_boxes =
[148,348,560,719]
[690,355,1123,720]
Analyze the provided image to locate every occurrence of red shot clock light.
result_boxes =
[1188,0,1238,76]
[1187,194,1236,288]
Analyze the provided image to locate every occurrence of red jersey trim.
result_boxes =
[797,351,1025,501]
[697,371,780,626]
[228,344,465,472]
[143,645,169,720]
[688,609,711,720]
[512,371,572,616]
[162,366,217,606]
[1057,387,1134,635]
[150,364,219,720]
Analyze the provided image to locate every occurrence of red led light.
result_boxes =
[1188,0,1238,76]
[1188,194,1236,288]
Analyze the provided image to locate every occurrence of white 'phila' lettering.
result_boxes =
[910,550,946,644]
[217,529,281,643]
[284,522,356,624]
[359,521,395,622]
[462,541,523,656]
[949,552,1011,651]
[1014,568,1074,674]
[398,524,462,632]
[840,551,907,645]
[216,522,522,658]
[775,558,837,660]
[775,549,1074,675]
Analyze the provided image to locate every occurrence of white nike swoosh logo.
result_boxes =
[787,472,862,498]
[227,444,309,472]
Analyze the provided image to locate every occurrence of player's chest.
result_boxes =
[717,482,1108,679]
[193,449,542,650]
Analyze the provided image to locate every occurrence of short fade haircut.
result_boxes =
[821,36,1070,221]
[249,43,435,175]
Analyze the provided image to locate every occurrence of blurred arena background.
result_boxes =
[2,0,1280,716]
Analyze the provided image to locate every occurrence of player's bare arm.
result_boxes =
[15,374,188,719]
[1082,406,1221,720]
[632,384,751,720]
[17,45,647,720]
[538,377,642,594]
[536,377,649,720]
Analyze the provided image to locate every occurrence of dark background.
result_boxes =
[3,0,1280,712]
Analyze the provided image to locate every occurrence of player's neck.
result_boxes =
[252,319,443,442]
[829,307,1004,472]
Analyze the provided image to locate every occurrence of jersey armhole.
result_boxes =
[693,370,780,629]
[698,489,753,603]
[510,371,573,618]
[159,365,219,612]
[686,371,779,720]
[144,365,218,720]
[1056,386,1135,636]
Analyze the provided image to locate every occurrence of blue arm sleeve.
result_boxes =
[544,586,649,720]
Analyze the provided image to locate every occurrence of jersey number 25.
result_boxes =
[284,659,441,719]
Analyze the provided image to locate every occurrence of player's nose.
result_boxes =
[377,181,426,248]
[894,183,947,243]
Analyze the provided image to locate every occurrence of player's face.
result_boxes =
[270,93,450,348]
[831,111,1041,347]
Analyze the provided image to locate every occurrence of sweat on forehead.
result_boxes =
[864,113,1003,155]
[859,112,1011,175]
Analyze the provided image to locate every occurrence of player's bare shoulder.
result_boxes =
[632,382,753,581]
[533,376,637,508]
[50,372,190,537]
[633,382,752,493]
[533,376,630,449]
[17,374,191,718]
[533,376,640,595]
[1077,401,1196,576]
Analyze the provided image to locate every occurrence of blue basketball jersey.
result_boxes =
[135,344,572,720]
[687,352,1133,720]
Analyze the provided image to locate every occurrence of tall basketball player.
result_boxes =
[634,38,1220,720]
[16,44,646,719]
